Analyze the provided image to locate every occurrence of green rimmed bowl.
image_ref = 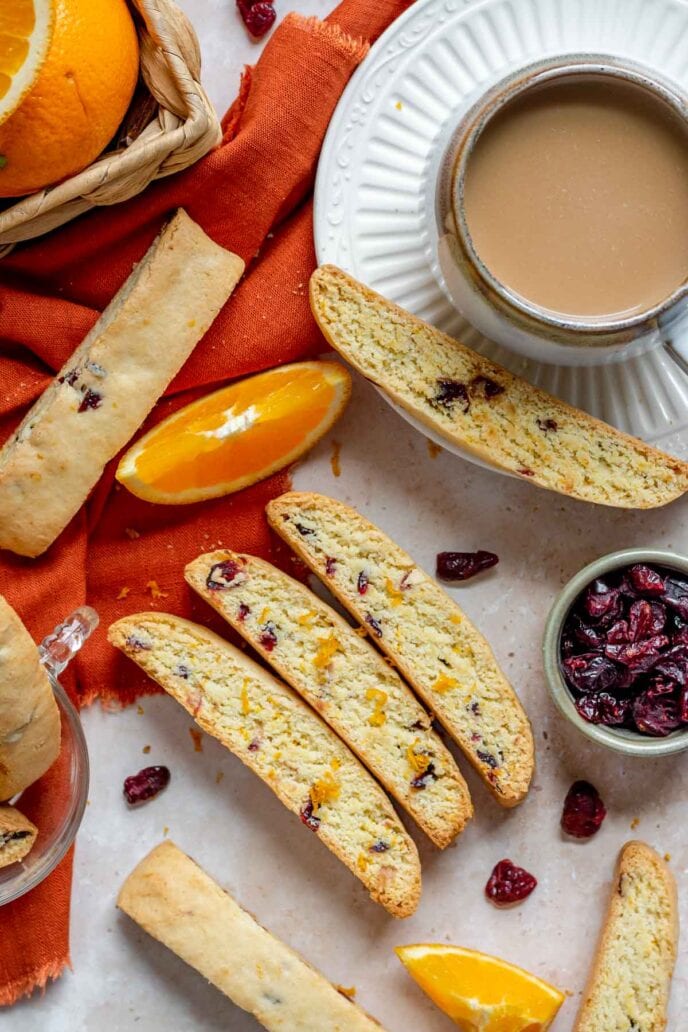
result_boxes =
[543,548,688,757]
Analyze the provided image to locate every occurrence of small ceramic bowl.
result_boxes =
[543,548,688,757]
[0,608,96,907]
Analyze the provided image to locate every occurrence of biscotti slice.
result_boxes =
[0,806,38,869]
[310,265,688,509]
[0,210,245,557]
[267,493,534,807]
[118,841,388,1032]
[185,550,473,848]
[108,613,420,917]
[0,595,60,800]
[574,841,678,1032]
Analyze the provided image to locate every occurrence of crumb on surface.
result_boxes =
[330,439,342,477]
[630,817,640,830]
[116,586,130,600]
[336,985,356,999]
[146,579,169,600]
[137,704,145,716]
[426,439,442,459]
[189,727,203,752]
[142,744,151,754]
[124,527,140,540]
[215,770,224,784]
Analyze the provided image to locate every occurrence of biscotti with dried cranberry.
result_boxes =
[0,210,244,557]
[267,493,534,807]
[185,550,473,848]
[0,594,60,799]
[310,265,688,509]
[574,842,678,1032]
[0,805,38,869]
[108,613,421,917]
[118,841,388,1031]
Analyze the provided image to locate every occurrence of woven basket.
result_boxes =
[0,0,222,257]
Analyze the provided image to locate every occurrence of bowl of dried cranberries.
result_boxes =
[543,549,688,756]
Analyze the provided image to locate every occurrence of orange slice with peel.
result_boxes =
[396,944,565,1032]
[0,0,54,127]
[116,361,352,504]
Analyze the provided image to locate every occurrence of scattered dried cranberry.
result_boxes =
[477,749,498,769]
[433,378,470,412]
[561,562,688,738]
[370,840,390,853]
[357,570,369,595]
[294,522,314,537]
[237,0,276,38]
[470,374,504,399]
[485,859,537,907]
[174,664,190,679]
[206,559,243,590]
[125,635,151,652]
[365,613,383,638]
[561,781,606,838]
[436,550,498,582]
[300,799,320,831]
[537,418,558,432]
[517,468,535,477]
[259,621,278,651]
[123,765,170,805]
[325,556,337,576]
[237,602,250,622]
[410,762,437,789]
[58,368,80,387]
[78,387,102,412]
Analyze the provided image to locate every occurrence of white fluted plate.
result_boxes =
[314,0,688,466]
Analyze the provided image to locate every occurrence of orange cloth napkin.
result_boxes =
[0,0,414,1005]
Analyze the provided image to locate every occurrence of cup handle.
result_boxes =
[38,606,99,679]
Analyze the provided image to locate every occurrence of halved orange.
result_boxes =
[0,0,54,127]
[396,944,565,1032]
[116,361,352,505]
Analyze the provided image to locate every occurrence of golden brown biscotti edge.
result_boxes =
[266,491,534,808]
[108,611,421,918]
[309,265,688,510]
[0,210,245,557]
[118,840,389,1031]
[0,594,60,799]
[574,841,678,1032]
[184,549,474,848]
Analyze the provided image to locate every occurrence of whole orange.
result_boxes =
[0,0,139,197]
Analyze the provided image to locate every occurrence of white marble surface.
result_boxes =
[9,2,688,1030]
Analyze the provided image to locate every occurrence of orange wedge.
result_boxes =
[396,944,565,1032]
[0,0,54,127]
[116,361,352,505]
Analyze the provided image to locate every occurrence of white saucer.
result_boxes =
[314,0,688,464]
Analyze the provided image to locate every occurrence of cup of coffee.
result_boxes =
[437,54,688,368]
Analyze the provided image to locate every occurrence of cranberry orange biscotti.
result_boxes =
[118,841,389,1032]
[309,265,688,509]
[0,210,245,558]
[267,493,534,808]
[185,550,473,848]
[0,594,60,800]
[0,806,38,869]
[574,842,678,1032]
[108,613,421,917]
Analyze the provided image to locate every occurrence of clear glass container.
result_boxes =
[0,607,97,906]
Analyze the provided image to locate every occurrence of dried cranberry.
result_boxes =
[259,621,278,651]
[584,581,622,620]
[477,749,498,769]
[325,556,337,576]
[410,762,437,789]
[575,692,629,726]
[125,635,151,652]
[653,645,688,686]
[606,619,631,644]
[563,654,620,694]
[294,522,314,537]
[470,374,505,399]
[206,560,243,590]
[571,618,606,650]
[123,765,170,805]
[174,664,190,679]
[537,418,558,432]
[237,603,250,622]
[433,378,469,412]
[662,577,688,620]
[365,613,383,638]
[300,799,320,831]
[561,781,606,838]
[517,468,535,477]
[357,570,369,595]
[633,691,682,736]
[485,859,537,907]
[629,600,666,640]
[237,0,276,38]
[681,685,688,722]
[436,550,499,582]
[604,636,669,670]
[629,564,666,596]
[58,368,80,387]
[370,840,390,853]
[78,387,102,412]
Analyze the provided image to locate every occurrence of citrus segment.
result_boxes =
[116,362,352,504]
[0,0,139,196]
[396,944,565,1032]
[0,0,53,126]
